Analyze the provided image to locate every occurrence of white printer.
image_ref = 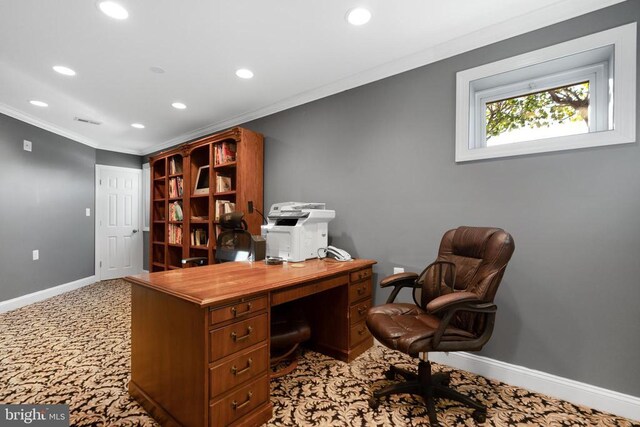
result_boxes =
[261,202,335,262]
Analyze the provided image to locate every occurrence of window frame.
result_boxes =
[455,23,636,162]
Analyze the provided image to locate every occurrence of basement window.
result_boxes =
[455,23,636,162]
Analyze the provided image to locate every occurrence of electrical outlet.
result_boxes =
[86,208,91,217]
[393,267,405,274]
[32,250,39,261]
[23,140,32,152]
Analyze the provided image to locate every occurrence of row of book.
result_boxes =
[190,228,208,247]
[214,200,235,221]
[168,177,184,198]
[168,224,183,244]
[169,156,182,175]
[214,142,237,165]
[169,202,183,221]
[215,175,232,193]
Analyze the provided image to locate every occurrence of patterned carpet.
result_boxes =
[0,280,637,426]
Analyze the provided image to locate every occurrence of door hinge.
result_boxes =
[99,179,102,185]
[100,261,102,267]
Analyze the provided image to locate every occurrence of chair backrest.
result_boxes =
[417,226,515,335]
[215,229,253,263]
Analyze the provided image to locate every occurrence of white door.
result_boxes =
[96,165,143,280]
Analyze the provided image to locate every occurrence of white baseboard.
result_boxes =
[429,351,640,421]
[0,275,97,314]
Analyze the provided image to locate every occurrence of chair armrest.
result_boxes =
[426,291,480,314]
[430,297,498,349]
[380,272,419,287]
[182,257,208,266]
[379,272,419,304]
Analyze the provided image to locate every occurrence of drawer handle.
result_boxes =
[231,303,252,318]
[357,306,368,315]
[358,327,366,335]
[231,358,253,376]
[357,286,365,295]
[231,326,253,342]
[231,391,253,411]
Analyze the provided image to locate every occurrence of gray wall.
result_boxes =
[0,114,95,301]
[0,114,143,301]
[96,149,142,169]
[242,1,639,396]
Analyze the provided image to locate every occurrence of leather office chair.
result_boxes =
[366,226,514,425]
[214,212,252,263]
[211,212,311,378]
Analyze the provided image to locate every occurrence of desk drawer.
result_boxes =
[350,268,372,283]
[209,314,268,362]
[209,344,269,398]
[271,274,348,306]
[209,374,270,427]
[349,279,371,303]
[349,299,371,326]
[209,295,268,326]
[350,321,371,346]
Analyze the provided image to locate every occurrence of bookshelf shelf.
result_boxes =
[149,127,263,270]
[213,161,237,170]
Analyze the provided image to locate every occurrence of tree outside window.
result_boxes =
[485,82,590,146]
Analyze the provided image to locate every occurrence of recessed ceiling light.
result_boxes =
[30,100,48,107]
[150,66,165,74]
[235,68,254,79]
[172,102,187,110]
[98,1,129,20]
[131,123,145,129]
[53,65,76,76]
[346,8,372,26]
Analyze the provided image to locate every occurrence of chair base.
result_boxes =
[368,360,487,426]
[270,343,301,379]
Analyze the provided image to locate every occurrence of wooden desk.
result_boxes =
[125,258,376,427]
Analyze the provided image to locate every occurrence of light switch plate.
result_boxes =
[86,208,91,217]
[393,267,405,274]
[23,140,32,152]
[32,250,39,260]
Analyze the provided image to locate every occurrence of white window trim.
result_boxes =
[455,23,636,162]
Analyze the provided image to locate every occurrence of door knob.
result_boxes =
[132,229,139,234]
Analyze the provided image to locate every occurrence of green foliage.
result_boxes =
[486,82,590,140]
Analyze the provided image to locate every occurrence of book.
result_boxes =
[214,142,237,165]
[168,224,183,244]
[169,202,183,221]
[190,228,208,246]
[214,200,235,221]
[216,175,232,193]
[169,156,182,175]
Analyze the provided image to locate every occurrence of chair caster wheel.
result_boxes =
[384,369,395,380]
[472,409,487,423]
[368,397,380,410]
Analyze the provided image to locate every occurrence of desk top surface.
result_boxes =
[125,258,376,307]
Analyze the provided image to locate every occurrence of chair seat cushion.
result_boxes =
[366,303,476,355]
[271,309,311,350]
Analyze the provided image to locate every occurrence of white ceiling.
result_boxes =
[0,0,622,155]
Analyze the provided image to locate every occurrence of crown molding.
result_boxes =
[0,102,144,155]
[142,0,624,155]
[0,102,100,149]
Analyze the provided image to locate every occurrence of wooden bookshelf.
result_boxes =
[148,127,264,271]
